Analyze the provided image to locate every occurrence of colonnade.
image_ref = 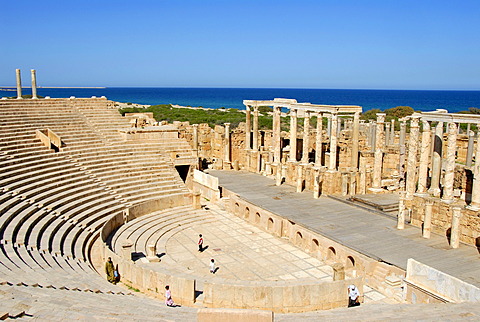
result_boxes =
[13,68,38,99]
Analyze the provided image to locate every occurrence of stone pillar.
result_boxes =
[273,106,282,164]
[423,198,434,238]
[315,112,323,167]
[31,69,38,99]
[390,119,395,145]
[466,130,474,167]
[370,121,377,153]
[405,117,420,199]
[450,206,462,249]
[313,170,323,199]
[417,120,431,194]
[245,105,251,150]
[301,111,310,163]
[296,165,303,192]
[16,69,22,99]
[332,263,345,281]
[341,173,349,196]
[146,244,160,262]
[192,124,199,152]
[224,123,231,164]
[121,240,133,260]
[289,109,298,162]
[385,122,391,147]
[468,132,480,210]
[193,192,202,209]
[327,115,332,137]
[351,111,360,170]
[397,191,406,229]
[442,122,458,203]
[371,113,386,190]
[328,112,338,171]
[429,122,444,197]
[399,120,407,178]
[252,106,259,151]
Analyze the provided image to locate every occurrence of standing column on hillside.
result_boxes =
[328,112,338,171]
[399,120,407,179]
[224,123,231,168]
[417,120,431,194]
[466,130,474,167]
[385,122,391,147]
[315,112,323,167]
[273,106,282,164]
[289,108,298,162]
[423,198,434,238]
[429,122,444,197]
[405,116,420,199]
[301,110,310,163]
[390,119,395,145]
[468,131,480,210]
[371,113,386,190]
[31,69,38,99]
[253,105,259,151]
[450,206,463,249]
[16,69,22,99]
[244,105,251,150]
[351,111,360,170]
[442,122,458,203]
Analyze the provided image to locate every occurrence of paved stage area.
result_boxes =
[208,170,480,288]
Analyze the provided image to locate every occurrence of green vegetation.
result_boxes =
[118,104,273,129]
[4,94,45,99]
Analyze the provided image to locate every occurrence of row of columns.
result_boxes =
[244,105,361,172]
[14,69,38,99]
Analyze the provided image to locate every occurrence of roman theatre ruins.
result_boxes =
[0,70,479,320]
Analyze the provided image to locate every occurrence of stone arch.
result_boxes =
[296,231,303,245]
[327,246,336,260]
[245,207,250,219]
[346,256,355,268]
[255,212,261,224]
[312,239,320,252]
[267,217,274,230]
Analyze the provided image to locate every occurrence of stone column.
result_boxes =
[327,114,332,137]
[351,111,360,170]
[245,105,251,150]
[385,122,391,147]
[296,165,303,192]
[468,132,480,210]
[429,122,444,197]
[370,121,377,153]
[30,69,38,99]
[315,112,323,167]
[417,120,431,194]
[390,119,395,145]
[450,206,462,249]
[328,112,338,171]
[273,106,282,164]
[399,120,407,178]
[301,111,310,163]
[146,244,160,262]
[442,122,457,203]
[466,130,474,167]
[405,117,420,199]
[423,198,434,238]
[224,123,231,165]
[192,124,199,152]
[289,109,298,162]
[253,106,259,151]
[121,240,133,260]
[16,69,22,99]
[371,113,386,190]
[397,191,406,229]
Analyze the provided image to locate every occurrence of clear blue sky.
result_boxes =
[1,0,479,90]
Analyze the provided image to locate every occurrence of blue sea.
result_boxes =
[2,87,480,113]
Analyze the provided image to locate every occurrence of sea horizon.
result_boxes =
[2,87,480,113]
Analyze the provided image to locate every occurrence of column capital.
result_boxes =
[410,116,420,128]
[224,122,231,127]
[425,197,434,206]
[376,113,386,123]
[245,105,251,111]
[290,108,297,116]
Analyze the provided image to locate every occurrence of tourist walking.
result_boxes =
[105,257,116,284]
[209,258,216,274]
[198,234,203,252]
[348,284,360,307]
[165,285,175,307]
